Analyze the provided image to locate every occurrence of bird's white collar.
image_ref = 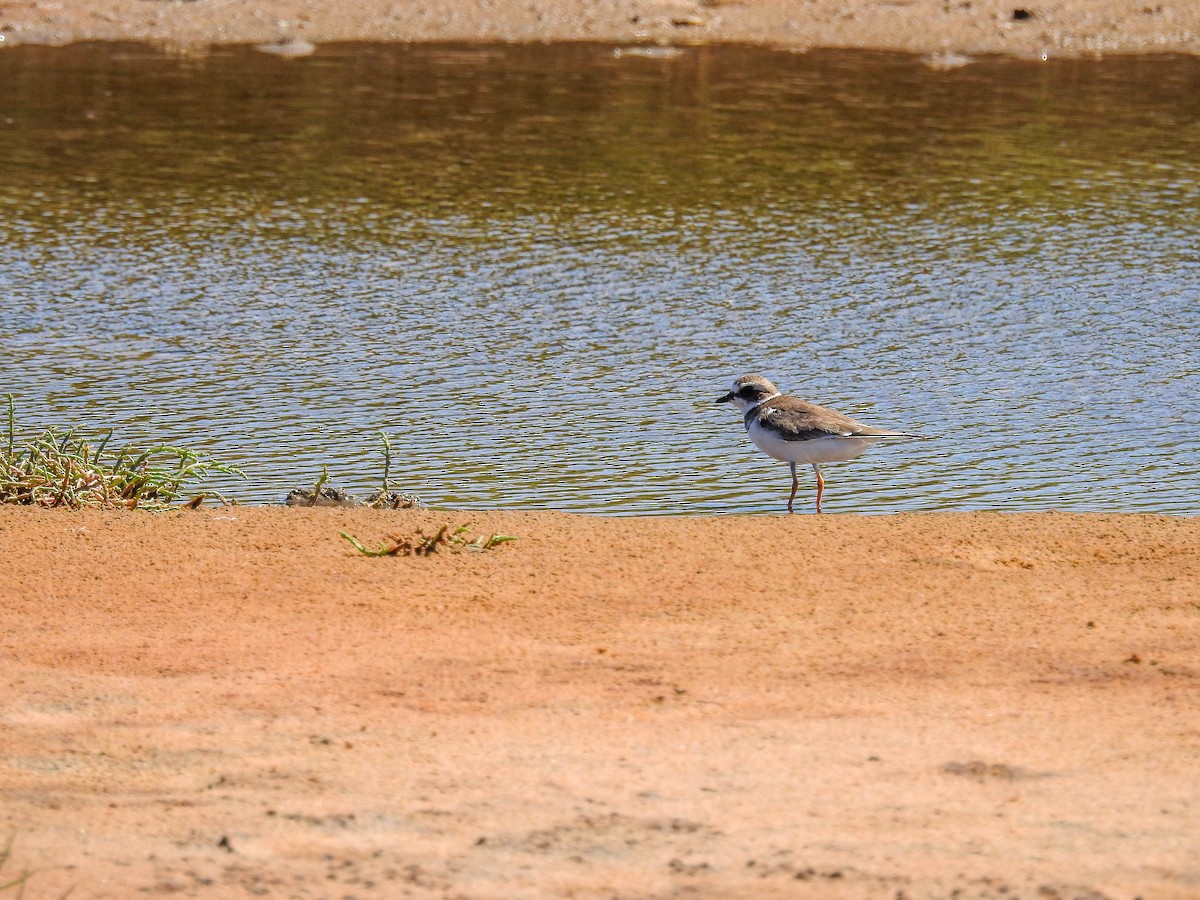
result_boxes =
[748,392,781,411]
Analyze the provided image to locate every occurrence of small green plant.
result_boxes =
[1,394,244,509]
[363,431,424,508]
[287,464,342,506]
[311,463,331,499]
[341,524,517,557]
[376,430,393,494]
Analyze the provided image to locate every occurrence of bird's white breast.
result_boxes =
[746,418,878,465]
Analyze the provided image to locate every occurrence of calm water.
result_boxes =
[1,43,1197,514]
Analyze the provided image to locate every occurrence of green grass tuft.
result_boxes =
[376,430,393,494]
[1,394,244,510]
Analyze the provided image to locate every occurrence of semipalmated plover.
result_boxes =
[717,374,917,514]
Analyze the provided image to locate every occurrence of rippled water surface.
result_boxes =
[1,43,1197,513]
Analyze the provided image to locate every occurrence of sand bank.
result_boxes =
[2,506,1197,897]
[0,0,1198,56]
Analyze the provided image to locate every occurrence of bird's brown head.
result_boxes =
[717,374,781,411]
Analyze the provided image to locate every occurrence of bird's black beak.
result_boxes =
[716,391,734,404]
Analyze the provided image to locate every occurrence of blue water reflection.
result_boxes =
[1,44,1196,513]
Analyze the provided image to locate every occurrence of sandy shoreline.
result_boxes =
[2,506,1198,897]
[0,0,1198,56]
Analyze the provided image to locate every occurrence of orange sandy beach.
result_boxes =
[2,507,1198,898]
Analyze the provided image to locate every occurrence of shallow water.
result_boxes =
[1,43,1197,514]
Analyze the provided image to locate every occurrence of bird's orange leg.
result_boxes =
[787,462,798,514]
[813,464,824,514]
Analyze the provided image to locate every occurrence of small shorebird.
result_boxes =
[717,374,918,514]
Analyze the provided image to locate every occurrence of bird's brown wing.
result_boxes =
[757,396,897,440]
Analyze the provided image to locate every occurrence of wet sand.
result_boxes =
[0,0,1198,56]
[2,506,1198,897]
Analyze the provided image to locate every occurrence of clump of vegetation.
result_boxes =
[285,464,360,507]
[1,394,243,510]
[340,524,516,557]
[361,430,425,509]
[286,433,425,509]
